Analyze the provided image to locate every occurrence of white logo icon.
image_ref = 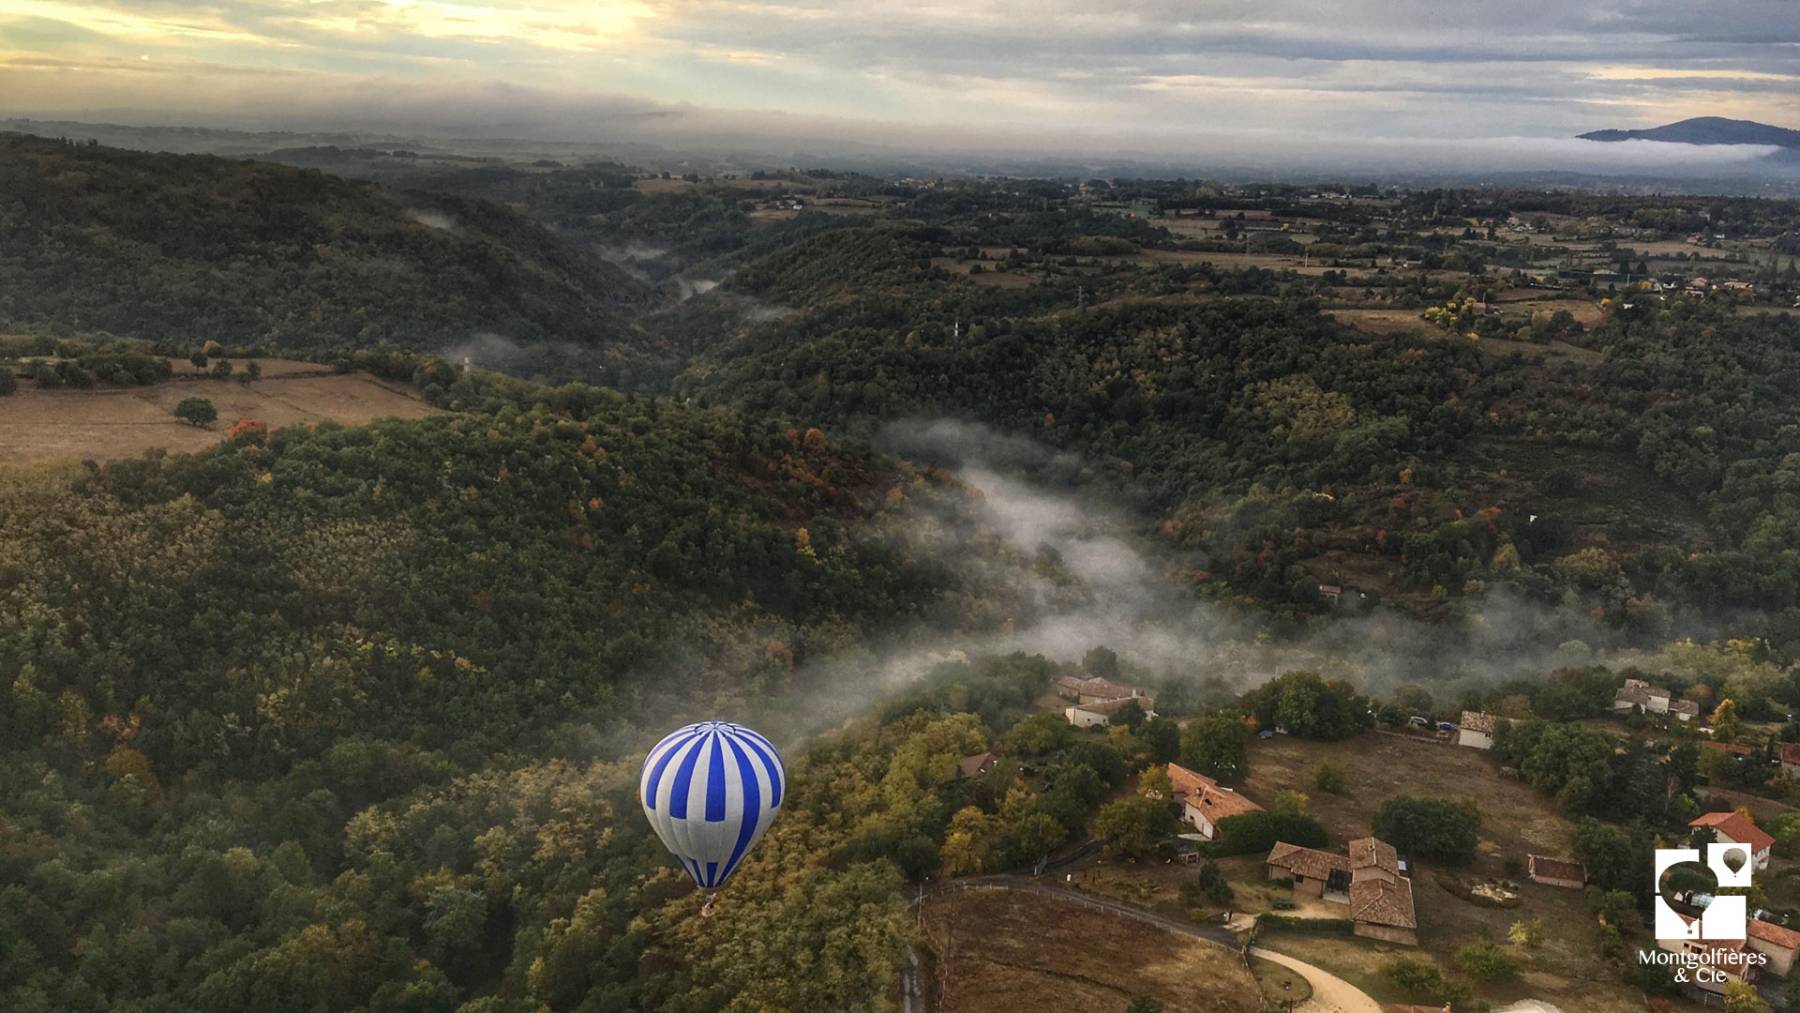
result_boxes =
[1655,844,1752,941]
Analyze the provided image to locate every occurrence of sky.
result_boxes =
[1,1,1797,162]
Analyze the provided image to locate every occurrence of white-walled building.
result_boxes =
[1458,711,1497,749]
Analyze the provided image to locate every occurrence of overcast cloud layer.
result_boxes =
[0,1,1796,167]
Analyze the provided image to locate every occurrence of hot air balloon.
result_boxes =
[640,720,785,915]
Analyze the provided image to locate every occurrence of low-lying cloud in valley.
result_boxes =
[731,418,1744,740]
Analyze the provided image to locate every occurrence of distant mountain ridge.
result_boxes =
[1578,116,1800,148]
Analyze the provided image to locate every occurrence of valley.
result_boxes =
[3,125,1800,1013]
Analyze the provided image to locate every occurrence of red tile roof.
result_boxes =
[1459,710,1497,733]
[1527,854,1585,884]
[1690,811,1775,854]
[1751,919,1800,951]
[1168,763,1263,821]
[1782,742,1800,767]
[1349,836,1399,876]
[1351,873,1417,930]
[1077,676,1141,699]
[1266,842,1350,881]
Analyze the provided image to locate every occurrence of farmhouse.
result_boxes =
[1060,675,1154,728]
[1063,695,1154,729]
[1670,699,1700,722]
[957,752,998,779]
[1265,842,1350,899]
[1750,919,1800,978]
[1613,677,1671,715]
[1689,810,1774,870]
[1347,837,1419,946]
[1457,711,1498,749]
[1526,854,1585,889]
[1265,836,1418,945]
[1074,676,1147,706]
[1166,763,1262,840]
[1065,704,1110,729]
[1055,674,1151,705]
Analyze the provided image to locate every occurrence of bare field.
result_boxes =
[927,258,1039,287]
[631,177,697,193]
[1326,307,1434,335]
[1156,215,1225,237]
[1131,250,1354,277]
[1475,336,1604,365]
[1247,733,1575,874]
[0,371,438,464]
[1523,298,1607,326]
[918,887,1259,1013]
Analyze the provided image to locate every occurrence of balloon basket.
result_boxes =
[700,894,718,918]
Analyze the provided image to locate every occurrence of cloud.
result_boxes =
[0,0,1795,150]
[826,420,1726,715]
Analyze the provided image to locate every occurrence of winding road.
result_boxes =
[902,872,1381,1013]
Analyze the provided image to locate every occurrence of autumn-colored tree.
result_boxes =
[1714,698,1742,743]
[941,806,1000,875]
[1138,765,1172,800]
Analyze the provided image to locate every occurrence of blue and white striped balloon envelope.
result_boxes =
[640,720,786,892]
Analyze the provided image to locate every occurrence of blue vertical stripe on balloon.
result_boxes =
[734,732,783,807]
[720,735,763,883]
[668,732,707,818]
[643,726,702,812]
[705,731,727,821]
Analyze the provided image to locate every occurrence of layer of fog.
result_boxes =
[9,81,1797,189]
[406,208,456,232]
[566,416,1748,758]
[675,278,719,301]
[724,418,1734,744]
[433,332,597,379]
[886,420,1612,680]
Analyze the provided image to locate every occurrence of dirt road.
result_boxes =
[1250,946,1383,1013]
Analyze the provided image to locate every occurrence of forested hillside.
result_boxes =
[0,134,657,380]
[0,380,1057,1010]
[675,212,1800,644]
[11,135,1800,644]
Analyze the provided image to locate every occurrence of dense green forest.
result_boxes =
[662,212,1800,639]
[0,134,658,381]
[0,367,1212,1009]
[0,382,1020,1011]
